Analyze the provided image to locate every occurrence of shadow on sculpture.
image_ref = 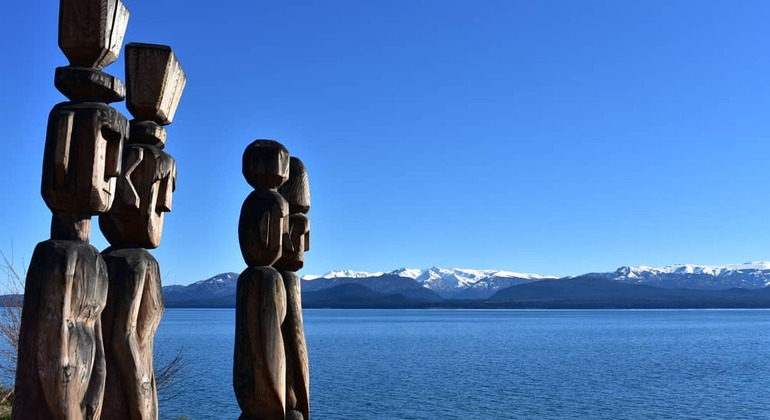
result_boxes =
[234,141,311,420]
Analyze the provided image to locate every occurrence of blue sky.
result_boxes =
[2,0,770,287]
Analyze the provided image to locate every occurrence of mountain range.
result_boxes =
[162,262,770,308]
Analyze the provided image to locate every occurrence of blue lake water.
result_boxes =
[155,309,770,419]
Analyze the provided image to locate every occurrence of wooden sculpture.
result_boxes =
[13,1,130,418]
[234,142,312,420]
[99,43,185,420]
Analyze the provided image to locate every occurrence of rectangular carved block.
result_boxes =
[59,0,129,69]
[125,43,186,125]
[42,102,127,215]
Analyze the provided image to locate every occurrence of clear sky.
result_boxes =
[2,0,770,287]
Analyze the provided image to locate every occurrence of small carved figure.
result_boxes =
[234,142,312,420]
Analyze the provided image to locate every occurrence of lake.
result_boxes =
[154,309,770,419]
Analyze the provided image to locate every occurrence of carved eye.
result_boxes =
[101,125,124,178]
[156,173,173,213]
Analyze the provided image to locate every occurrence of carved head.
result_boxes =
[274,157,311,271]
[42,102,127,215]
[58,0,129,70]
[125,43,187,125]
[99,144,176,248]
[242,140,290,189]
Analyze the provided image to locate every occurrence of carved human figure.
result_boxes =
[235,140,292,420]
[274,157,311,420]
[97,142,175,419]
[13,1,130,418]
[98,42,185,420]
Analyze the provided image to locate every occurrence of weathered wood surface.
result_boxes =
[55,66,126,103]
[129,121,167,148]
[50,212,92,242]
[280,271,309,420]
[274,214,309,272]
[101,248,163,420]
[99,144,176,249]
[234,267,287,420]
[242,140,290,190]
[125,43,187,125]
[58,0,128,70]
[277,157,310,215]
[13,240,108,420]
[42,102,127,215]
[239,189,289,267]
[58,0,129,70]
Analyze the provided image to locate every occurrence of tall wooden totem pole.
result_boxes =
[234,141,311,420]
[99,43,186,419]
[14,2,185,419]
[14,1,130,418]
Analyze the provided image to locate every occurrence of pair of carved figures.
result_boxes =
[13,1,186,419]
[235,140,311,420]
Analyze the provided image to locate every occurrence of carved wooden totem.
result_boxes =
[234,141,312,420]
[13,1,130,418]
[99,43,186,420]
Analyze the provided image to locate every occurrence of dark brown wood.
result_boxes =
[129,121,167,148]
[50,212,92,242]
[242,140,290,189]
[101,248,163,420]
[58,0,129,70]
[281,271,309,420]
[239,189,289,267]
[13,240,108,420]
[125,43,187,125]
[234,267,287,420]
[99,144,176,249]
[55,66,126,103]
[278,157,311,215]
[274,214,310,272]
[42,102,127,215]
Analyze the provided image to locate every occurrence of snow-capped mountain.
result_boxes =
[161,262,770,307]
[594,262,770,290]
[304,267,558,298]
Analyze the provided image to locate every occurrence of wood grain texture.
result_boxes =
[99,144,176,249]
[128,121,167,149]
[281,271,310,420]
[242,140,290,190]
[124,43,186,125]
[101,248,163,420]
[234,267,287,420]
[42,102,127,215]
[50,212,92,242]
[13,240,108,420]
[277,157,310,215]
[55,66,126,103]
[274,214,309,272]
[238,189,289,267]
[58,0,129,70]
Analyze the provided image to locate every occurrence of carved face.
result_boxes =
[42,102,127,215]
[274,214,310,272]
[99,144,176,249]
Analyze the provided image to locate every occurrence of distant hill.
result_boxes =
[160,267,770,309]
